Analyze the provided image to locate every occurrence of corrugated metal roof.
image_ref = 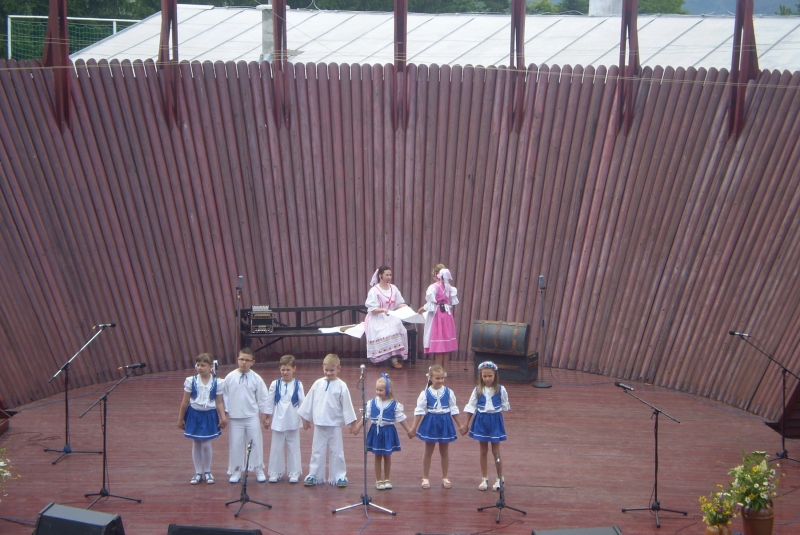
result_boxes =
[70,4,800,70]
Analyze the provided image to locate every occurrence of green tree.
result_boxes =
[527,0,557,13]
[558,0,589,14]
[639,0,687,13]
[308,0,492,11]
[776,2,799,14]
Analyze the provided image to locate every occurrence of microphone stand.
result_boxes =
[734,334,800,464]
[333,366,395,515]
[235,275,244,354]
[226,439,272,516]
[477,452,526,522]
[44,327,106,464]
[532,280,551,388]
[81,368,142,509]
[620,389,686,527]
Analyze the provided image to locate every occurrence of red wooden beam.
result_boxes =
[728,0,759,137]
[509,0,526,133]
[393,0,408,131]
[158,0,179,128]
[43,0,71,129]
[617,0,641,134]
[272,0,290,129]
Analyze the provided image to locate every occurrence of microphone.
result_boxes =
[95,323,116,329]
[615,381,635,391]
[360,364,365,378]
[236,275,243,290]
[119,362,147,370]
[729,330,751,338]
[539,275,545,290]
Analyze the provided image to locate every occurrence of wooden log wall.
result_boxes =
[0,59,799,421]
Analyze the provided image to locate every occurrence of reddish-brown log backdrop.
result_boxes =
[0,59,799,420]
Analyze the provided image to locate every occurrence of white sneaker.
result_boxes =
[289,475,299,484]
[268,475,278,483]
[256,469,267,482]
[229,471,241,484]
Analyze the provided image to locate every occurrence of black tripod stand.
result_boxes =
[333,365,395,515]
[731,332,800,464]
[477,452,526,523]
[81,368,142,509]
[620,387,686,527]
[45,326,109,464]
[226,440,272,517]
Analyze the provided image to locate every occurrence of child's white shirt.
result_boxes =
[414,386,460,416]
[221,369,269,418]
[264,378,305,432]
[184,375,217,411]
[297,377,357,426]
[463,385,510,414]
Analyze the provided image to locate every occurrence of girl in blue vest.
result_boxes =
[355,373,414,490]
[410,365,467,489]
[177,353,228,484]
[462,361,510,491]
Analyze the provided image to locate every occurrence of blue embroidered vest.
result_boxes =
[191,375,217,401]
[274,378,300,407]
[476,387,502,411]
[369,399,397,423]
[425,387,451,410]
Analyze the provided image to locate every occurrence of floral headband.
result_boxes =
[478,361,498,371]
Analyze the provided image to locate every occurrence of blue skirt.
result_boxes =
[366,424,401,455]
[468,411,506,443]
[184,406,221,441]
[416,413,457,443]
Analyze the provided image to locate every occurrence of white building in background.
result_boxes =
[71,4,800,72]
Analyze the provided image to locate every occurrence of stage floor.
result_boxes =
[1,362,798,535]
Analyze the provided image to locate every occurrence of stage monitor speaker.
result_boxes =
[532,526,621,535]
[167,525,263,535]
[33,503,124,535]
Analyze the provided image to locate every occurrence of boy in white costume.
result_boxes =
[222,347,270,483]
[298,353,358,486]
[264,354,305,483]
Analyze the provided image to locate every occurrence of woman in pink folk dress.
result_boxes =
[418,264,459,373]
[365,265,410,369]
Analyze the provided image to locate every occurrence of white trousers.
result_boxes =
[228,415,264,474]
[267,429,302,479]
[307,425,346,485]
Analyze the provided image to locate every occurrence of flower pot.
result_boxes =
[741,504,774,535]
[705,524,732,535]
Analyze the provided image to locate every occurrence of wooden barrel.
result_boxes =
[471,320,530,356]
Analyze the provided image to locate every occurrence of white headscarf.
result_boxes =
[369,268,380,287]
[437,268,453,297]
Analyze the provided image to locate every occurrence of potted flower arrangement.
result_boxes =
[728,450,779,535]
[699,486,735,535]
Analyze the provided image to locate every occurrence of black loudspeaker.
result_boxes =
[33,503,124,535]
[474,351,538,383]
[532,526,622,535]
[167,525,263,535]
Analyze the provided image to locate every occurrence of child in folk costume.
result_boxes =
[365,265,410,369]
[354,373,414,490]
[418,264,459,372]
[221,347,270,483]
[264,354,305,483]
[462,361,510,491]
[298,354,359,487]
[410,365,466,489]
[178,353,228,484]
